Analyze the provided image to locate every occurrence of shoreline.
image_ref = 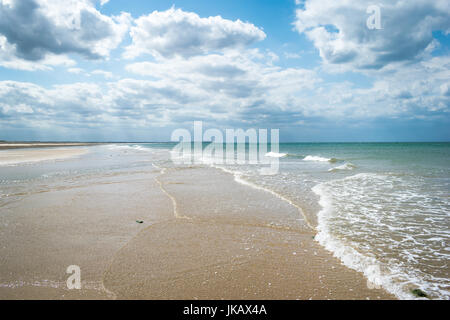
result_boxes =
[0,150,396,299]
[103,165,395,299]
[0,142,104,150]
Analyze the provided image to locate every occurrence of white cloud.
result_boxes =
[284,52,302,59]
[2,52,448,134]
[0,35,76,71]
[67,67,115,79]
[1,102,34,115]
[92,69,114,79]
[0,3,448,139]
[294,0,450,70]
[67,67,85,74]
[441,83,450,97]
[124,7,266,59]
[0,0,130,70]
[125,49,320,123]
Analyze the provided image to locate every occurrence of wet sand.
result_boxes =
[104,167,394,299]
[0,169,173,299]
[0,162,395,299]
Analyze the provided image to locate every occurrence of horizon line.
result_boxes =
[1,140,449,144]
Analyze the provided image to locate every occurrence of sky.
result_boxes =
[0,0,449,142]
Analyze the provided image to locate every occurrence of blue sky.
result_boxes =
[0,0,449,141]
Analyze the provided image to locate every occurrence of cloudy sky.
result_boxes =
[0,0,449,142]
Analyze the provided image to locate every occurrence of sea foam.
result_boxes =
[312,172,450,300]
[303,155,336,162]
[328,163,356,172]
[265,152,287,158]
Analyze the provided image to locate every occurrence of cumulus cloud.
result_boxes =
[124,7,266,59]
[441,83,450,97]
[0,3,448,140]
[310,55,450,120]
[294,0,450,70]
[91,69,114,79]
[124,48,321,124]
[0,0,130,69]
[0,46,318,130]
[67,67,85,74]
[2,50,448,135]
[0,35,76,70]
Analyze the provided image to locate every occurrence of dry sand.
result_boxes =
[0,147,89,166]
[0,142,99,150]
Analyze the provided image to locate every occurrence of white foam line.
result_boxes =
[211,164,316,231]
[328,163,356,172]
[265,152,287,158]
[312,180,429,300]
[0,279,106,291]
[152,163,191,221]
[303,155,331,162]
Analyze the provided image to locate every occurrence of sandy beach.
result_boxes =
[0,142,100,150]
[0,147,89,166]
[0,146,395,299]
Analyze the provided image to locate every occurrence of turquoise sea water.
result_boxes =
[275,143,450,300]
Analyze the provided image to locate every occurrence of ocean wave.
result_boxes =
[265,152,287,158]
[284,153,305,159]
[328,163,356,172]
[107,144,153,153]
[313,181,408,299]
[312,173,450,300]
[303,155,339,163]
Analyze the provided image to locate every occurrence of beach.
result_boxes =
[0,147,89,166]
[0,142,99,150]
[103,166,393,299]
[0,144,398,299]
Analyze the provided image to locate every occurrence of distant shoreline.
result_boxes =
[0,146,90,166]
[0,142,105,150]
[1,141,449,150]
